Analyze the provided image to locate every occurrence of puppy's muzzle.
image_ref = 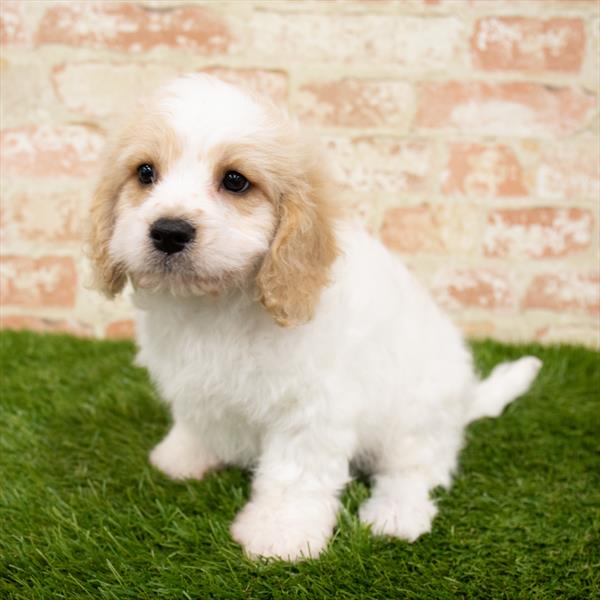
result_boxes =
[150,218,196,255]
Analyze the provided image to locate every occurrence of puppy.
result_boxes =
[89,74,542,561]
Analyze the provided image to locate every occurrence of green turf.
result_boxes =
[0,330,598,599]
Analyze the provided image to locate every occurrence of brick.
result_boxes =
[37,2,231,53]
[535,323,599,346]
[1,60,57,128]
[457,320,496,339]
[433,269,514,310]
[536,141,600,200]
[0,0,29,45]
[242,13,463,67]
[0,256,77,308]
[323,137,434,193]
[484,208,593,258]
[1,189,82,244]
[201,67,288,104]
[0,315,92,337]
[52,63,179,118]
[381,204,480,254]
[443,143,527,198]
[523,273,599,314]
[472,17,585,72]
[583,16,600,90]
[106,319,135,339]
[295,79,414,128]
[0,125,104,178]
[437,0,598,8]
[416,82,596,137]
[342,194,380,232]
[52,68,285,124]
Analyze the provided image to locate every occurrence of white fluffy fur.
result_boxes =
[98,75,542,561]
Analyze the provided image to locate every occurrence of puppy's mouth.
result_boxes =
[132,252,214,294]
[130,247,243,297]
[153,249,192,273]
[133,272,222,297]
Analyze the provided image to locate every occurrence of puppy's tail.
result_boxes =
[466,356,542,423]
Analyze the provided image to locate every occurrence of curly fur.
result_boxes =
[89,75,542,561]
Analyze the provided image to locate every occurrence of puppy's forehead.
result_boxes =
[156,76,268,151]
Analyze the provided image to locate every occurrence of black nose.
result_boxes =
[149,218,196,255]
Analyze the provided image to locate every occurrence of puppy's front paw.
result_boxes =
[149,428,218,481]
[359,495,437,542]
[231,498,335,561]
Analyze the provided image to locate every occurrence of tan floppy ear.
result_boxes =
[256,164,339,327]
[87,162,127,297]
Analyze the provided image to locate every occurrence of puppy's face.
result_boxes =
[89,75,338,326]
[107,78,278,296]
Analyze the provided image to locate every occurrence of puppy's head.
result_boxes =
[89,75,338,327]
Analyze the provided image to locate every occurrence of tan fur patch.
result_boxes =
[87,105,181,297]
[254,137,341,327]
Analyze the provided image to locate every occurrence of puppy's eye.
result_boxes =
[222,170,250,194]
[137,163,156,186]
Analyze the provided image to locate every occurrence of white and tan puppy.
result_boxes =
[89,74,542,561]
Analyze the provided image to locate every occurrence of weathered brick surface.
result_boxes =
[1,0,598,346]
[52,63,180,118]
[443,143,528,198]
[296,79,414,128]
[381,204,480,254]
[0,314,92,336]
[523,273,599,314]
[536,141,600,200]
[433,269,515,311]
[472,17,585,72]
[0,0,29,45]
[1,188,83,244]
[417,82,596,136]
[37,3,232,53]
[1,125,104,177]
[484,208,593,258]
[1,60,58,127]
[324,137,434,193]
[200,67,288,103]
[0,256,77,308]
[105,319,135,339]
[242,12,464,66]
[535,323,599,346]
[456,320,495,339]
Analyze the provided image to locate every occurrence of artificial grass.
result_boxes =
[0,330,598,599]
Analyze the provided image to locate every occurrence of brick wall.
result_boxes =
[1,0,598,346]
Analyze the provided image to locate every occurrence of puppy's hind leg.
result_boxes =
[359,472,438,541]
[150,422,220,481]
[359,429,463,541]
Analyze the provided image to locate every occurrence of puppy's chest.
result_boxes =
[139,307,287,417]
